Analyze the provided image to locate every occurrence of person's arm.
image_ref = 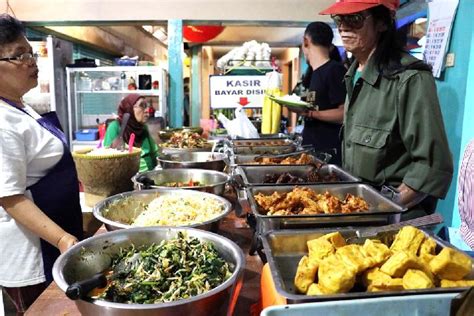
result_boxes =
[0,194,77,253]
[396,71,453,200]
[303,104,344,124]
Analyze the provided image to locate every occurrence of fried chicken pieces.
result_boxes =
[294,226,474,296]
[253,153,315,165]
[254,187,369,216]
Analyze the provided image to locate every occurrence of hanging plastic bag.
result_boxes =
[262,70,283,134]
[218,105,259,139]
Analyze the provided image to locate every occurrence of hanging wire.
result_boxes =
[5,0,17,17]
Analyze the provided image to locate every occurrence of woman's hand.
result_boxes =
[57,233,78,253]
[301,110,318,119]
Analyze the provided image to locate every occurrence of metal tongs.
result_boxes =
[111,113,130,150]
[354,213,444,239]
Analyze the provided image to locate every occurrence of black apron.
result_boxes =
[1,97,83,284]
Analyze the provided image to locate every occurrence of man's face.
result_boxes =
[0,36,38,98]
[333,11,380,56]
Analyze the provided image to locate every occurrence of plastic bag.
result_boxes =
[217,106,259,139]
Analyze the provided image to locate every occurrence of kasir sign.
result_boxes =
[210,75,268,108]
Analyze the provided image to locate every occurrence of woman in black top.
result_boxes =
[300,22,347,165]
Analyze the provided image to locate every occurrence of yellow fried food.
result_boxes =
[402,269,435,290]
[390,226,425,255]
[440,279,474,288]
[362,267,404,292]
[307,238,335,262]
[362,239,392,266]
[307,283,330,295]
[419,237,437,256]
[294,255,319,294]
[320,232,346,248]
[429,247,472,280]
[380,251,420,278]
[337,244,375,273]
[318,254,356,294]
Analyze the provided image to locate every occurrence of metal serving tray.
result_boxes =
[246,183,406,233]
[261,228,474,304]
[230,138,297,155]
[235,164,360,187]
[231,152,325,167]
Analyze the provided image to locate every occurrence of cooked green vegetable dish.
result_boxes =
[96,232,232,304]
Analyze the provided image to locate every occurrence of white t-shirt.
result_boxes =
[0,100,63,287]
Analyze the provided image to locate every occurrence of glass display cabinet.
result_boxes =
[66,66,168,146]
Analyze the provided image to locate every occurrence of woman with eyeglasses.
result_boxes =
[296,22,347,165]
[320,0,453,216]
[0,14,83,314]
[103,94,159,171]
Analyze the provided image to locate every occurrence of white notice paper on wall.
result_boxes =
[423,0,459,78]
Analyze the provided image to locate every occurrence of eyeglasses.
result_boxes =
[135,101,148,110]
[331,13,371,30]
[0,52,38,65]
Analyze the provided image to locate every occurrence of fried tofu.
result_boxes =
[307,238,335,262]
[418,237,437,256]
[380,250,420,278]
[440,279,474,288]
[337,244,375,273]
[362,267,404,292]
[390,226,426,255]
[307,283,330,295]
[402,269,435,290]
[318,254,356,294]
[362,239,392,266]
[320,232,347,248]
[429,248,472,280]
[294,255,319,294]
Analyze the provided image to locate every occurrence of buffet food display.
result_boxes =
[48,130,472,316]
[262,226,474,304]
[293,226,473,296]
[161,131,211,149]
[93,232,231,304]
[254,187,369,216]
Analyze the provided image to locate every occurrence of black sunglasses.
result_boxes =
[331,13,371,29]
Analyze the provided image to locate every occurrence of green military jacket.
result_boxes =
[342,52,453,199]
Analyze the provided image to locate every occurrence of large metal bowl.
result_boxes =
[131,168,230,196]
[157,152,228,171]
[93,188,232,231]
[53,227,245,316]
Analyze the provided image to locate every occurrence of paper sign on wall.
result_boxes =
[423,0,459,78]
[210,75,268,108]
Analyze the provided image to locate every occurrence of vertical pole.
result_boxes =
[191,46,201,127]
[168,19,184,127]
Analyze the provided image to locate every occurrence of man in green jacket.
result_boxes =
[320,0,453,214]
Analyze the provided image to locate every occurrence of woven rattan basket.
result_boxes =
[72,147,141,207]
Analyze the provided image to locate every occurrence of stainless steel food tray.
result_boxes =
[231,152,324,167]
[230,139,297,155]
[231,139,293,147]
[261,228,474,304]
[235,164,360,187]
[246,183,406,232]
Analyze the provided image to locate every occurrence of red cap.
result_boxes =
[320,0,399,15]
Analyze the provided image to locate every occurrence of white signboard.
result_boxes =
[210,75,268,108]
[423,0,459,78]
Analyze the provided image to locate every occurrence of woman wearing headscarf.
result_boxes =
[298,22,347,165]
[0,14,82,314]
[103,94,158,171]
[319,0,453,215]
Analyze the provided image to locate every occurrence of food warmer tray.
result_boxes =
[230,152,325,167]
[246,183,406,233]
[234,164,360,187]
[261,228,474,304]
[229,138,298,155]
